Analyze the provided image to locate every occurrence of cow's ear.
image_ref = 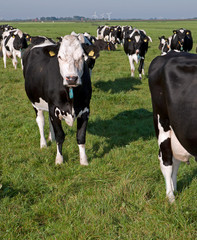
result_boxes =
[82,44,100,59]
[186,30,191,35]
[173,30,177,34]
[43,45,59,57]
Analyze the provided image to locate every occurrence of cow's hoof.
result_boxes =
[55,156,63,165]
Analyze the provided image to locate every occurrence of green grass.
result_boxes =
[0,21,196,240]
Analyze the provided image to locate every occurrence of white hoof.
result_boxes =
[55,156,63,165]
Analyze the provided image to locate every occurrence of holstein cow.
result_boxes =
[148,50,197,203]
[1,28,28,69]
[171,28,193,52]
[158,36,171,55]
[93,39,116,51]
[124,29,152,79]
[22,35,99,165]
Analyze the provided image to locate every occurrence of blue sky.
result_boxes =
[1,0,197,20]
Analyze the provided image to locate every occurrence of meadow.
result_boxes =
[0,20,196,239]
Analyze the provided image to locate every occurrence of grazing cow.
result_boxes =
[124,29,152,79]
[148,50,197,203]
[158,36,171,55]
[22,35,99,165]
[171,28,193,52]
[1,28,28,69]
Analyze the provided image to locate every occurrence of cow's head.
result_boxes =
[58,35,85,87]
[172,28,186,50]
[11,30,28,51]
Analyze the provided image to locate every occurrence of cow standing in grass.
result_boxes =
[124,29,152,79]
[22,35,99,165]
[148,50,197,203]
[1,28,28,69]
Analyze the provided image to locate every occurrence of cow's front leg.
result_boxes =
[35,108,47,148]
[49,108,65,165]
[157,114,175,203]
[77,115,89,166]
[12,52,18,69]
[128,54,135,77]
[138,57,145,79]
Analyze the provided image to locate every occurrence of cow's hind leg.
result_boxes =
[77,113,89,166]
[157,114,175,203]
[35,108,47,148]
[172,157,181,192]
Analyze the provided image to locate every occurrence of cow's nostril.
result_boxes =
[66,76,78,82]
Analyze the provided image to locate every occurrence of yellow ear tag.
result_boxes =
[49,51,55,57]
[12,35,15,38]
[88,50,94,57]
[128,39,131,42]
[186,32,189,35]
[144,39,147,42]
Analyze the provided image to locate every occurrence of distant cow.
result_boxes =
[124,29,152,79]
[22,35,99,165]
[1,28,28,69]
[171,28,193,52]
[148,50,197,203]
[158,36,171,55]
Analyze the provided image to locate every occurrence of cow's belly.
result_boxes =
[32,97,49,111]
[170,128,192,162]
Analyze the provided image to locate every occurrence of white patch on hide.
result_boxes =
[32,98,48,111]
[77,107,89,118]
[170,127,191,162]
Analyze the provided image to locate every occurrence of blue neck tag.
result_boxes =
[69,88,74,99]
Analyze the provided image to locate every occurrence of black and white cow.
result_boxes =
[1,28,28,69]
[108,25,123,46]
[93,39,116,51]
[124,29,152,79]
[22,35,99,165]
[171,28,193,52]
[158,36,171,55]
[148,50,197,203]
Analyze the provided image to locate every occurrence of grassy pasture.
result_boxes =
[0,20,196,239]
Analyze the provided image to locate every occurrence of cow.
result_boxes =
[148,50,197,203]
[158,36,171,55]
[124,28,152,79]
[1,28,28,69]
[171,28,193,52]
[22,35,99,165]
[0,24,15,57]
[93,39,116,51]
[97,25,105,39]
[109,25,123,45]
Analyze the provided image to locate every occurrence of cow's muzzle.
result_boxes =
[65,76,79,86]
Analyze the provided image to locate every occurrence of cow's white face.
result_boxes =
[58,35,84,87]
